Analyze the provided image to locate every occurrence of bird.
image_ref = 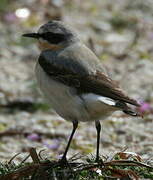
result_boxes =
[23,20,140,163]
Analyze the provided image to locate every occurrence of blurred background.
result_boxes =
[0,0,153,163]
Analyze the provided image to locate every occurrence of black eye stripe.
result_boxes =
[40,32,66,44]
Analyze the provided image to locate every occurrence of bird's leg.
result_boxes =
[60,120,78,163]
[95,120,101,162]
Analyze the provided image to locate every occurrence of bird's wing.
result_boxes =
[79,71,139,106]
[38,48,139,107]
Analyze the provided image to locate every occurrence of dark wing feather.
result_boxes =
[38,49,140,107]
[78,71,140,106]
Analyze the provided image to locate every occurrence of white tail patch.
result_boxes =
[82,93,116,106]
[98,96,116,106]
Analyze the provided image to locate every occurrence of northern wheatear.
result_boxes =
[23,20,140,163]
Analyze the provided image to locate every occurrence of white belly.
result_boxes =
[35,63,117,122]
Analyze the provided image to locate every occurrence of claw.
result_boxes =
[58,156,71,168]
[95,157,105,166]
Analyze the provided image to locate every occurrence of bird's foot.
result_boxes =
[95,157,104,166]
[58,156,70,168]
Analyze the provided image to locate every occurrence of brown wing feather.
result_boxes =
[78,71,140,107]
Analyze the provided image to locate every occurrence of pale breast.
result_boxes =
[35,62,90,122]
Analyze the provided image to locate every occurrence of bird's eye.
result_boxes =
[40,32,66,44]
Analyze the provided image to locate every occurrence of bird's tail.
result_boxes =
[116,101,141,117]
[123,109,139,116]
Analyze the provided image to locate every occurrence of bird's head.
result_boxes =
[23,20,79,51]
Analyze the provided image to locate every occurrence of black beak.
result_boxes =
[22,33,40,39]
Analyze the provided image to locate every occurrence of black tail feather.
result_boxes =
[123,110,139,116]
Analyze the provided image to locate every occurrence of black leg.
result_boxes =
[95,120,101,162]
[61,120,78,162]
